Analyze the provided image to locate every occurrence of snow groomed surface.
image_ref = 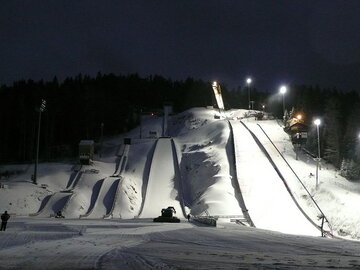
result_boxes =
[228,120,255,226]
[32,192,72,217]
[62,172,104,218]
[113,144,130,176]
[82,145,129,218]
[66,169,83,189]
[103,144,129,218]
[138,138,185,219]
[81,177,121,218]
[249,121,332,235]
[231,120,320,236]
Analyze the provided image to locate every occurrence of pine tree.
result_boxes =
[323,97,342,167]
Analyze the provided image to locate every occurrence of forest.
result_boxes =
[1,73,360,179]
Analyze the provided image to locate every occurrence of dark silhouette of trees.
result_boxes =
[0,73,213,163]
[323,97,342,167]
[1,73,360,181]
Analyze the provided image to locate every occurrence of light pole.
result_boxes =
[139,108,143,139]
[33,99,46,185]
[100,122,104,158]
[279,86,287,122]
[246,77,252,110]
[314,118,321,189]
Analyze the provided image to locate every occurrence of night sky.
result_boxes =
[1,0,360,92]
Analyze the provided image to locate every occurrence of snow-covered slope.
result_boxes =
[33,192,72,217]
[2,107,360,269]
[2,218,360,270]
[138,138,185,218]
[1,107,360,239]
[231,120,320,236]
[81,177,120,218]
[174,110,244,217]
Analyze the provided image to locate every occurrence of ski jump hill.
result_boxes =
[22,107,332,237]
[230,119,320,236]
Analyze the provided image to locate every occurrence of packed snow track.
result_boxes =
[138,138,186,219]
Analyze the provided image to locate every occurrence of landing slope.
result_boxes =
[83,177,120,218]
[231,120,319,236]
[35,192,71,217]
[138,138,184,218]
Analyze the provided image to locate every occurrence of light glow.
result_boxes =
[314,119,321,126]
[246,78,252,84]
[280,86,287,94]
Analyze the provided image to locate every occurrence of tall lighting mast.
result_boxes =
[246,77,252,110]
[33,99,46,185]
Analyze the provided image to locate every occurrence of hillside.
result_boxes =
[2,107,360,269]
[1,107,360,239]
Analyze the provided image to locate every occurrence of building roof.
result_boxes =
[288,122,309,133]
[79,140,94,146]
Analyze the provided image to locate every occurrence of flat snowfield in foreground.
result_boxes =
[0,218,359,270]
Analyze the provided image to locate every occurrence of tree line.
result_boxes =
[224,84,360,179]
[1,73,360,179]
[0,73,213,164]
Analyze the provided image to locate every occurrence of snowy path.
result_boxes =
[34,192,72,217]
[138,138,185,218]
[82,178,121,218]
[231,120,320,236]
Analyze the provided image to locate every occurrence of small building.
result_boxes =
[148,131,158,138]
[288,122,308,133]
[124,138,131,145]
[79,140,94,165]
[286,122,309,145]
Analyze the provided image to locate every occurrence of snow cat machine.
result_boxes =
[153,206,180,223]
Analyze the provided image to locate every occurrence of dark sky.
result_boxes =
[1,0,360,91]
